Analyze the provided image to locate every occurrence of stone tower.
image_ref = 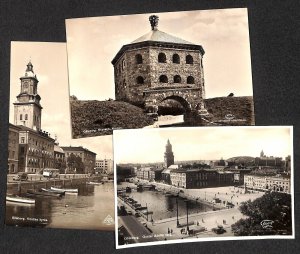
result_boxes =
[164,139,174,168]
[14,61,42,130]
[112,15,207,113]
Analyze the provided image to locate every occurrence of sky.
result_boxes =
[113,127,292,164]
[66,8,253,101]
[9,41,112,159]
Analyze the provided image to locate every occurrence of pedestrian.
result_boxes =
[168,228,170,234]
[202,218,204,223]
[171,229,173,234]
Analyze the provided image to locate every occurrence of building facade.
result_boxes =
[170,168,234,189]
[111,15,206,112]
[61,146,96,174]
[8,124,21,173]
[17,126,55,173]
[244,174,291,193]
[254,150,283,168]
[95,159,113,174]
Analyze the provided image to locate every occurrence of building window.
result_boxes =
[135,54,143,64]
[158,53,166,63]
[20,114,23,120]
[186,55,193,64]
[21,137,25,144]
[187,76,195,84]
[172,54,180,64]
[174,75,181,83]
[136,76,144,84]
[122,59,125,70]
[159,75,168,83]
[25,114,28,120]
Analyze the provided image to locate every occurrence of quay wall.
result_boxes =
[7,176,102,194]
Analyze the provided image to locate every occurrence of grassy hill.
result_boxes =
[204,96,255,125]
[226,156,256,166]
[71,100,154,138]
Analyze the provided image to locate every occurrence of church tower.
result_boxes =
[13,61,42,130]
[164,139,174,168]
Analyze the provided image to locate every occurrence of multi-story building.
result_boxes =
[8,124,21,173]
[95,159,113,174]
[61,146,96,174]
[18,126,55,173]
[254,150,283,168]
[136,167,164,181]
[170,168,234,189]
[244,174,291,193]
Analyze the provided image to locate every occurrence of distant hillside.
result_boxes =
[71,100,154,138]
[226,156,256,166]
[204,96,255,125]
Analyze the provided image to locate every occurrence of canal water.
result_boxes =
[6,182,114,230]
[119,183,213,221]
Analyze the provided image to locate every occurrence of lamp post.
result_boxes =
[146,202,148,221]
[176,194,179,227]
[184,199,189,232]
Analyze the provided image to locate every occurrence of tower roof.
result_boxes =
[22,61,38,80]
[131,29,195,45]
[111,15,204,65]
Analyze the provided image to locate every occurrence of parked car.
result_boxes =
[212,225,226,234]
[13,172,29,181]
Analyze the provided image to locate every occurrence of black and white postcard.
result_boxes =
[6,41,114,230]
[66,8,255,138]
[114,126,294,248]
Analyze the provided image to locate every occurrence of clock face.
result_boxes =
[23,81,29,89]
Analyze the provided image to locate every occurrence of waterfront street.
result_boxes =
[118,179,265,242]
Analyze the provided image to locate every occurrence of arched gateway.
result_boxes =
[112,15,209,119]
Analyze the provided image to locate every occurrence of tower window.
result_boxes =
[174,75,181,83]
[20,114,23,120]
[172,54,180,64]
[158,53,166,63]
[186,55,193,64]
[187,76,195,84]
[135,54,143,64]
[25,114,28,120]
[136,76,144,84]
[122,59,125,70]
[159,75,168,83]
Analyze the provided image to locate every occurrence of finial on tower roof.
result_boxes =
[149,15,159,30]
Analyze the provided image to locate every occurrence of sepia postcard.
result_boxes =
[6,41,114,230]
[113,126,294,248]
[66,8,255,138]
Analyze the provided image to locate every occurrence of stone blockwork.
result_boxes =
[114,45,205,111]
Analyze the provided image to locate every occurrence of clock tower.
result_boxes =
[14,61,42,130]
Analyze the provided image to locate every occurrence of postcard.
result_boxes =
[66,8,255,138]
[6,41,114,230]
[113,126,294,248]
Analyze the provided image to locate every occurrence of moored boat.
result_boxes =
[6,195,35,204]
[87,181,100,185]
[27,189,63,197]
[51,186,78,193]
[41,188,65,195]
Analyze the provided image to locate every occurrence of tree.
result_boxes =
[67,154,85,173]
[232,192,292,236]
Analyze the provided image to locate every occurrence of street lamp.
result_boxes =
[184,199,189,232]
